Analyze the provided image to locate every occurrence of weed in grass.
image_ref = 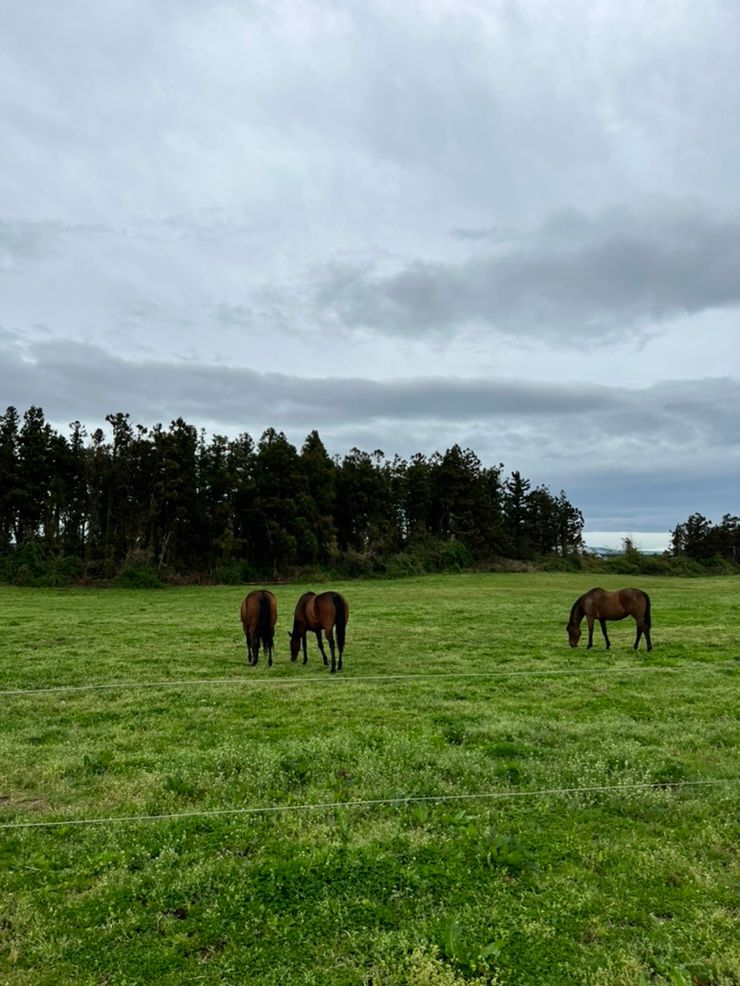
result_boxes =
[163,772,201,798]
[482,831,528,876]
[437,920,505,978]
[81,750,114,776]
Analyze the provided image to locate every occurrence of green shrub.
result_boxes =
[116,565,163,589]
[211,560,257,585]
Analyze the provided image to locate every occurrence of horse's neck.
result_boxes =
[304,598,318,626]
[571,599,585,625]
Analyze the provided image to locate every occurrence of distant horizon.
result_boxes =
[582,531,672,552]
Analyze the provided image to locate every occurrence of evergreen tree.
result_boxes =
[0,407,21,550]
[299,431,337,562]
[503,470,531,558]
[0,405,591,580]
[16,406,52,543]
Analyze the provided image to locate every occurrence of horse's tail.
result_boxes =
[642,590,651,629]
[332,593,346,656]
[259,592,272,646]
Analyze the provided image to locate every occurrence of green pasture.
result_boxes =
[1,574,738,985]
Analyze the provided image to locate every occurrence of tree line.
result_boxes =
[670,513,740,565]
[0,406,586,584]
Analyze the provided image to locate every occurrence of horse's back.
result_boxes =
[313,591,349,628]
[293,591,316,627]
[240,590,259,625]
[589,587,648,618]
[618,587,649,614]
[260,589,278,628]
[242,589,277,628]
[583,587,627,619]
[314,589,349,623]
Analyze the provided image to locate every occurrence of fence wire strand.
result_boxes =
[0,779,735,831]
[1,663,731,698]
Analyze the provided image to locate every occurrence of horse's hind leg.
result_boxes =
[599,619,611,650]
[326,628,337,674]
[635,621,652,652]
[315,631,329,667]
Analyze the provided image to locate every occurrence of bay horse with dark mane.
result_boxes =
[240,589,277,666]
[567,587,652,651]
[289,591,349,673]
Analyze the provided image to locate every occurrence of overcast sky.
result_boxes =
[2,0,739,537]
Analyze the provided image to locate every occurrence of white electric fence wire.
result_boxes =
[0,779,734,831]
[0,663,732,698]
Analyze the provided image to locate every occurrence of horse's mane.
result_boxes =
[569,588,604,625]
[568,597,583,625]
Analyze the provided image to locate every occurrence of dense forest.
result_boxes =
[1,406,736,585]
[0,406,585,584]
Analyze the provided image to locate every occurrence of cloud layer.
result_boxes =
[2,334,737,529]
[314,208,740,339]
[2,0,739,531]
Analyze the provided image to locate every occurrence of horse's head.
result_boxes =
[288,631,301,662]
[566,622,581,647]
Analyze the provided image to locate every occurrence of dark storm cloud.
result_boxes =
[315,208,740,340]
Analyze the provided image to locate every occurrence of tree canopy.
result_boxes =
[0,405,588,582]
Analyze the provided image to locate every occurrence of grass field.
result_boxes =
[1,573,738,985]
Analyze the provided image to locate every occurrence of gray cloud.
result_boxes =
[3,335,737,530]
[2,334,738,445]
[2,1,740,533]
[314,208,740,340]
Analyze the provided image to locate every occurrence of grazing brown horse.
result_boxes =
[240,589,277,666]
[289,590,349,673]
[567,587,652,651]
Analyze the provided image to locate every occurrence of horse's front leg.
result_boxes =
[326,628,336,674]
[599,619,610,650]
[316,630,329,666]
[586,616,595,649]
[302,632,308,665]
